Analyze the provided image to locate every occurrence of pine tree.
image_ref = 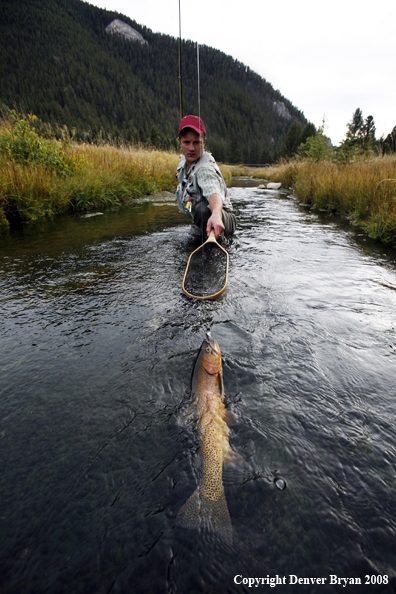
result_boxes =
[282,121,303,158]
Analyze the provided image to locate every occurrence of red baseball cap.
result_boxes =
[178,115,206,136]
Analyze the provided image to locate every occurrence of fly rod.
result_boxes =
[178,0,183,119]
[197,41,201,125]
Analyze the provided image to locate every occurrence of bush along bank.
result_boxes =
[262,157,396,247]
[0,110,182,231]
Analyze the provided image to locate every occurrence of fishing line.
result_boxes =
[197,42,201,128]
[196,41,210,277]
[196,41,205,250]
[178,0,182,119]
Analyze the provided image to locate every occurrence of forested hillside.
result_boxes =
[0,0,307,163]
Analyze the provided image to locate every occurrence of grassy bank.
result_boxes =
[0,111,182,230]
[9,112,394,246]
[251,157,396,247]
[0,111,232,231]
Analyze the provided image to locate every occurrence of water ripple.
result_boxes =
[1,187,396,592]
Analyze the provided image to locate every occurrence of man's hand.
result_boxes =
[206,193,225,238]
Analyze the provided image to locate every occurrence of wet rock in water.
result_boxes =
[267,182,282,190]
[274,477,286,490]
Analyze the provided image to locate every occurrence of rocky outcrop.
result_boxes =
[272,101,291,120]
[105,19,148,45]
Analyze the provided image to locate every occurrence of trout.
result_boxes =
[177,332,239,542]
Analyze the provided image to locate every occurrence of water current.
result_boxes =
[1,181,396,593]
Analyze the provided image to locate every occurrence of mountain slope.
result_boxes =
[0,0,307,162]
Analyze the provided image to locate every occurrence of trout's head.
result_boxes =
[200,331,222,375]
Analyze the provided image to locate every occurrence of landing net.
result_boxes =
[183,241,228,299]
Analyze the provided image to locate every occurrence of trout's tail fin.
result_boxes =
[176,488,232,543]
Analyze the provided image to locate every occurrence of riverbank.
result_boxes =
[0,111,233,231]
[0,111,179,230]
[244,157,396,247]
[3,113,395,247]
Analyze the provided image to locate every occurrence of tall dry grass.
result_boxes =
[68,144,180,212]
[0,111,233,230]
[0,112,182,229]
[264,157,396,246]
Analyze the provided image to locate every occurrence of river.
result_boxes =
[1,181,396,593]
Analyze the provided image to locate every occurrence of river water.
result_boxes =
[1,181,396,593]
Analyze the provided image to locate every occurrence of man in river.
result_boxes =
[176,115,236,241]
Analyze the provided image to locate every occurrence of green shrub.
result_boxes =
[0,110,80,177]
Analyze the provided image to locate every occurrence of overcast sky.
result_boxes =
[90,0,395,146]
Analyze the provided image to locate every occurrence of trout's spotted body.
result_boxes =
[177,333,236,542]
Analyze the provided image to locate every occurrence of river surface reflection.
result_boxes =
[1,183,396,593]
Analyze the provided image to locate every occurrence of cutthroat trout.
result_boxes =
[177,332,239,542]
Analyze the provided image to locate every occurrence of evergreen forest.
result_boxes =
[0,0,308,163]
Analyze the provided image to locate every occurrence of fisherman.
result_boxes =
[176,115,236,241]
